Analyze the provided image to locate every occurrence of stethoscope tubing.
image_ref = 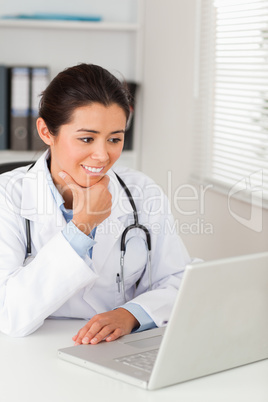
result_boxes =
[115,172,152,302]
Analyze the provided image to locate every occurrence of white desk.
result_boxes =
[0,319,267,402]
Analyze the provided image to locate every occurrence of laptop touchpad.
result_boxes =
[125,335,162,349]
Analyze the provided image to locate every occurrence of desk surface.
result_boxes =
[0,319,267,402]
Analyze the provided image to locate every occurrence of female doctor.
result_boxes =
[0,63,193,343]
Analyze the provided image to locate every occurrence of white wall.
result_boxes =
[140,0,268,260]
[141,0,196,190]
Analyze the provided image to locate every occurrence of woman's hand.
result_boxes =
[72,309,139,345]
[59,172,112,235]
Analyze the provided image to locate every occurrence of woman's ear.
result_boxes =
[36,118,54,146]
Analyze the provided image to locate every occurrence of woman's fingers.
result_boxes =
[82,324,116,345]
[73,309,139,345]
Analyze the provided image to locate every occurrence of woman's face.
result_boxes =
[47,103,126,189]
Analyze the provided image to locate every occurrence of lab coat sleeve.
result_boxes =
[0,200,98,337]
[121,302,157,332]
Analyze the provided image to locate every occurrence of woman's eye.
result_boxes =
[109,138,122,144]
[80,137,93,143]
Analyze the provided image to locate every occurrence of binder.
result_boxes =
[29,67,50,150]
[124,82,138,151]
[8,66,31,151]
[0,65,9,150]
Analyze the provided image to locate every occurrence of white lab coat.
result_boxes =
[0,152,192,337]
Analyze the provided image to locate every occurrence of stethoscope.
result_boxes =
[114,172,152,302]
[24,166,152,303]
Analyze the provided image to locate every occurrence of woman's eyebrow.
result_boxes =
[111,130,125,134]
[76,129,125,134]
[76,129,98,133]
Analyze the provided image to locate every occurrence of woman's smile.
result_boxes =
[81,164,105,175]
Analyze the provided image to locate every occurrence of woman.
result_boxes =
[0,64,193,343]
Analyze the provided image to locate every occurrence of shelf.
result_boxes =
[0,150,43,163]
[0,1,143,171]
[0,19,139,31]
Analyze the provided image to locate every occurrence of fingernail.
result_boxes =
[90,337,98,344]
[82,337,90,344]
[59,171,66,179]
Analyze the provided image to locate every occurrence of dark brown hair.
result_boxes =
[39,63,131,136]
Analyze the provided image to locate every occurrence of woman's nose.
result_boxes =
[91,143,109,162]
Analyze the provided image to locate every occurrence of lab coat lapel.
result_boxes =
[20,152,66,242]
[92,169,133,271]
[93,217,124,271]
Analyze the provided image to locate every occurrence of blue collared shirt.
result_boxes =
[45,162,156,332]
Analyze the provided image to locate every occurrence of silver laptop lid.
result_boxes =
[149,251,268,389]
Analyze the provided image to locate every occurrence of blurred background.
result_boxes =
[0,0,267,261]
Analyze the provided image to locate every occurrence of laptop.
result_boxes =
[58,251,268,390]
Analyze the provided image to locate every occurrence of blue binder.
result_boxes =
[8,66,31,151]
[0,65,8,150]
[30,66,50,150]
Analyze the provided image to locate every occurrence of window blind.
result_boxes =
[193,0,268,205]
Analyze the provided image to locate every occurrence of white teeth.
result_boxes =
[83,165,103,173]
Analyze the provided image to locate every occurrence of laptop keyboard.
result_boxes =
[115,349,158,373]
